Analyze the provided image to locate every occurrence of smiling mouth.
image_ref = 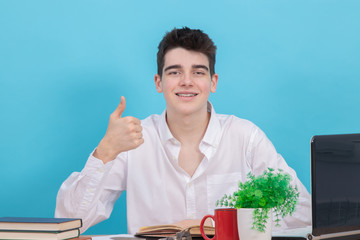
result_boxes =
[176,93,198,97]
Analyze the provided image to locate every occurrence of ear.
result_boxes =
[154,74,163,93]
[210,73,218,93]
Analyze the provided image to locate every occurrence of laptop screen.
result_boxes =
[311,133,360,236]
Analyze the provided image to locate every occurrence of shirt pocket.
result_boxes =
[207,172,241,212]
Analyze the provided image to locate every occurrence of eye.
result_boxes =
[194,71,205,75]
[168,71,181,75]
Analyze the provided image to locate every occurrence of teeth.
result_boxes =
[177,93,197,97]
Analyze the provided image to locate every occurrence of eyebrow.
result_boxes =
[164,65,182,72]
[164,64,209,72]
[192,64,209,71]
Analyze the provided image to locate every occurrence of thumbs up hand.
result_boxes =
[94,96,144,163]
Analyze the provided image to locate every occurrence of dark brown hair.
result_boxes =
[157,27,217,77]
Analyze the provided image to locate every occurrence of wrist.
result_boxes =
[93,140,118,163]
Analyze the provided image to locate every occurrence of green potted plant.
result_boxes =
[216,168,299,240]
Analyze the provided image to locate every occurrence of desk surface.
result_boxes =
[79,236,310,240]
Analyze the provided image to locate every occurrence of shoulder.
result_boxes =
[215,113,269,146]
[139,114,162,137]
[217,113,260,133]
[140,114,161,127]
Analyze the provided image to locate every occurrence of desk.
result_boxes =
[79,236,309,240]
[78,236,205,240]
[77,235,142,240]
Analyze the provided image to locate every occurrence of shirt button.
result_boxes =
[83,201,88,206]
[188,182,193,187]
[97,167,104,173]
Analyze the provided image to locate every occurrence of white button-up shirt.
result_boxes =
[55,103,311,234]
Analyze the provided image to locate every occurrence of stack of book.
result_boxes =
[0,217,82,240]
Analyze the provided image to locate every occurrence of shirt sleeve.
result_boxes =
[55,151,128,233]
[247,126,312,230]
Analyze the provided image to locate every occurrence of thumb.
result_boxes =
[114,96,126,118]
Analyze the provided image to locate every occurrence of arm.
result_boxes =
[248,127,311,229]
[55,96,144,233]
[55,155,124,233]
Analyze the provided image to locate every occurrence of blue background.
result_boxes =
[1,0,359,235]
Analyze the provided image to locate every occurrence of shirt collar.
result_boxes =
[158,110,175,144]
[202,102,221,147]
[158,102,222,147]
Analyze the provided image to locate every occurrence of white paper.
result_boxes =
[92,234,142,240]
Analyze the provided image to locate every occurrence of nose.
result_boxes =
[179,72,194,86]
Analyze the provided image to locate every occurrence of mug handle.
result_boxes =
[200,215,215,240]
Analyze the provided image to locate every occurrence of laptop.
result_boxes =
[273,133,360,240]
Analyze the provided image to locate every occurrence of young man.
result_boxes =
[55,27,311,234]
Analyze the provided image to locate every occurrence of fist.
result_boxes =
[94,96,144,163]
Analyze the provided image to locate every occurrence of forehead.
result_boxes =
[163,47,209,69]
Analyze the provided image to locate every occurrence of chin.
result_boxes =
[177,105,207,116]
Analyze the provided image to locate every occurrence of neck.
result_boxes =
[166,107,210,145]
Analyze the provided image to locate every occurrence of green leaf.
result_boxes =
[215,168,299,231]
[254,190,263,198]
[259,198,267,207]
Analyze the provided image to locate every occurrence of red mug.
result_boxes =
[200,208,239,240]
